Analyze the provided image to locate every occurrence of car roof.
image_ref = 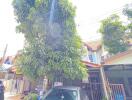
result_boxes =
[53,86,81,91]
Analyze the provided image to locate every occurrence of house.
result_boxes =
[83,40,103,64]
[0,56,15,79]
[103,49,132,100]
[82,49,132,100]
[0,53,30,94]
[82,61,105,100]
[83,38,132,65]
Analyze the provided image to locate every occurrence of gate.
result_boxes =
[109,84,126,100]
[85,83,104,100]
[84,83,126,100]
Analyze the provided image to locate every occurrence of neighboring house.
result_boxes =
[104,49,132,100]
[0,53,30,94]
[0,56,15,78]
[83,38,132,64]
[83,40,103,64]
[82,49,132,100]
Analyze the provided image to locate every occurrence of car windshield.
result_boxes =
[44,88,78,100]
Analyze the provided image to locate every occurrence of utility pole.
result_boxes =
[100,65,109,100]
[0,44,8,66]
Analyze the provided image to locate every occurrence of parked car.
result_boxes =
[42,86,89,100]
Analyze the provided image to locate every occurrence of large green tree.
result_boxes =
[123,4,132,39]
[13,0,87,81]
[99,14,129,54]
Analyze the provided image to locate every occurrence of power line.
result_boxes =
[91,8,123,24]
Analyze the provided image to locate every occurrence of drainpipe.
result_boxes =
[100,65,109,100]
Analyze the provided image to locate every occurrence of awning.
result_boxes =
[82,61,101,68]
[0,64,13,72]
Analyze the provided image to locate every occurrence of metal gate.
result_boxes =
[109,84,126,100]
[85,83,104,100]
[84,83,126,100]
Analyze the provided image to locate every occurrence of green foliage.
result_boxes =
[123,4,132,18]
[13,0,87,81]
[102,97,108,100]
[24,93,38,100]
[123,4,132,38]
[99,14,128,54]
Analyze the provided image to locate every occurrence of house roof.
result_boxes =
[0,55,18,72]
[0,64,13,72]
[104,49,132,65]
[82,61,101,68]
[0,56,15,64]
[84,40,102,51]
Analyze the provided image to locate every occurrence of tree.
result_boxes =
[99,14,129,54]
[123,3,132,18]
[13,0,87,81]
[123,4,132,39]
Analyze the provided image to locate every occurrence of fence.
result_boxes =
[84,83,104,100]
[4,79,30,94]
[109,84,126,100]
[84,83,126,100]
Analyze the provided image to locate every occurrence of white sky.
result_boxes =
[0,0,24,56]
[72,0,132,41]
[0,0,132,56]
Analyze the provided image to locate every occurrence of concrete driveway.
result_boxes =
[5,92,21,100]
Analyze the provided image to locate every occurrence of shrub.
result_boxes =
[24,93,38,100]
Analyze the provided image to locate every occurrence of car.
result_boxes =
[42,86,89,100]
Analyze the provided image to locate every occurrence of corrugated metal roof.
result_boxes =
[0,64,13,72]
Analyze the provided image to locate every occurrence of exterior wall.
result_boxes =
[96,49,102,64]
[105,51,132,65]
[106,54,132,65]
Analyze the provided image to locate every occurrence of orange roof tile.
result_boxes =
[84,40,102,51]
[82,61,101,68]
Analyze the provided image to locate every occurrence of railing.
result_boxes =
[109,84,126,100]
[84,83,126,100]
[84,83,104,100]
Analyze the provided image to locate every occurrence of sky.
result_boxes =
[0,0,24,56]
[72,0,132,41]
[0,0,132,56]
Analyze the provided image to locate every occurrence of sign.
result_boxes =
[54,82,63,87]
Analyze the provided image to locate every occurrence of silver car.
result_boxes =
[43,86,89,100]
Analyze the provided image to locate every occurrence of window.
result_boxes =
[44,89,78,100]
[88,54,97,63]
[89,54,93,62]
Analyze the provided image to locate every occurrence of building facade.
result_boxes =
[83,40,103,64]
